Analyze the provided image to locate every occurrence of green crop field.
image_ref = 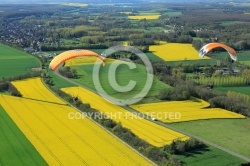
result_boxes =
[241,60,250,65]
[70,63,170,103]
[208,50,250,62]
[0,43,40,78]
[166,59,217,66]
[0,105,47,165]
[48,69,76,88]
[146,52,165,61]
[138,12,161,15]
[177,146,245,166]
[215,86,250,96]
[171,118,250,158]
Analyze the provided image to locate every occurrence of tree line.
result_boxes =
[46,77,209,166]
[151,61,250,117]
[0,81,21,97]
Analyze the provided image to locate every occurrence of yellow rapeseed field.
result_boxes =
[11,77,65,104]
[1,77,153,165]
[0,95,152,165]
[65,57,115,66]
[62,87,189,147]
[128,15,161,20]
[149,41,210,61]
[131,100,245,123]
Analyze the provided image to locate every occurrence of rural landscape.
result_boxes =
[0,0,250,165]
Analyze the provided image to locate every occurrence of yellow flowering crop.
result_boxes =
[131,100,245,123]
[65,57,115,66]
[149,42,210,61]
[128,15,161,20]
[11,78,65,104]
[62,87,189,147]
[1,77,153,165]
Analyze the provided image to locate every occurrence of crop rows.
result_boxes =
[0,104,47,165]
[190,76,247,86]
[11,78,65,104]
[2,78,151,165]
[62,86,189,147]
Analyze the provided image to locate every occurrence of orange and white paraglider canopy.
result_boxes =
[49,49,105,71]
[199,43,237,61]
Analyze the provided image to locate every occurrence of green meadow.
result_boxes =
[177,146,245,166]
[0,43,40,79]
[70,63,170,103]
[171,118,250,158]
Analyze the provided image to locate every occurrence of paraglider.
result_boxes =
[199,43,237,61]
[49,49,105,71]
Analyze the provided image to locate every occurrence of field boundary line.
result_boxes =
[1,97,60,165]
[21,97,68,106]
[44,71,158,166]
[0,106,42,165]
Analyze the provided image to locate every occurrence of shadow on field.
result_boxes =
[181,146,210,157]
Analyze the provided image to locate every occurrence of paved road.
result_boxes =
[54,68,250,162]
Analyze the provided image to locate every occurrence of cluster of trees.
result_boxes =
[184,64,250,87]
[0,81,21,97]
[160,75,250,117]
[0,71,43,97]
[159,87,191,101]
[59,66,78,78]
[190,76,248,87]
[151,61,250,117]
[171,6,250,49]
[2,2,250,53]
[164,138,206,155]
[210,91,250,116]
[40,44,108,51]
[1,72,41,82]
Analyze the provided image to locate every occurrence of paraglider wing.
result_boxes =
[49,49,105,71]
[199,43,237,61]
